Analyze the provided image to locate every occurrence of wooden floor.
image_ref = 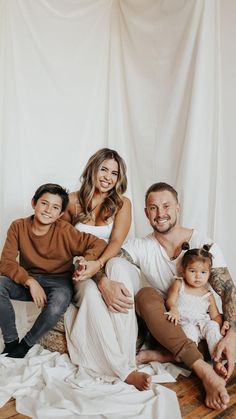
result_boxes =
[0,368,235,418]
[165,368,236,418]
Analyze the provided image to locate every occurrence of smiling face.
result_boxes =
[32,192,63,226]
[95,159,119,193]
[183,260,211,288]
[145,190,180,234]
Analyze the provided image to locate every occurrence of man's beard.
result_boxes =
[152,216,177,234]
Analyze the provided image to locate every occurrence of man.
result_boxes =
[75,182,236,409]
[119,182,236,410]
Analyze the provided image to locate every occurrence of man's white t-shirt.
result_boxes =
[123,230,226,298]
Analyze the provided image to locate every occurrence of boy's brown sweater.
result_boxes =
[0,216,107,285]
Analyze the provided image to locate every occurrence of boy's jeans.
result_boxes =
[0,274,73,346]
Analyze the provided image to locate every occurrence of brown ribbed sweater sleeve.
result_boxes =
[0,217,107,285]
[0,220,29,284]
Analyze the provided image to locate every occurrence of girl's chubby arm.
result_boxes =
[164,279,181,325]
[208,294,230,336]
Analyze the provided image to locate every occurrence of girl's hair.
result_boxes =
[76,148,127,223]
[179,245,213,271]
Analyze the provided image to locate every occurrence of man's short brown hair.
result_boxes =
[145,182,178,205]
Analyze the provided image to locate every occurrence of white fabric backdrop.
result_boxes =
[0,1,235,417]
[0,0,235,278]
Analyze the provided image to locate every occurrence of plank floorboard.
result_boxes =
[0,367,235,418]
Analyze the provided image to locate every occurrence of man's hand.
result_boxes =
[25,277,47,308]
[213,328,236,380]
[97,277,134,313]
[164,307,180,325]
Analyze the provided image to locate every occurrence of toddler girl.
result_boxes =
[165,245,229,378]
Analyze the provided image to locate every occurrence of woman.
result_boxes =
[63,148,150,390]
[63,148,130,278]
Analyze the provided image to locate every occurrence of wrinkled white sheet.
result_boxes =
[0,345,181,419]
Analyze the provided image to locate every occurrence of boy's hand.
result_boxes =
[164,307,180,325]
[25,277,47,308]
[72,256,88,281]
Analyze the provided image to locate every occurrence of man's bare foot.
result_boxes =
[192,359,230,410]
[136,349,174,364]
[125,371,151,390]
[214,361,228,380]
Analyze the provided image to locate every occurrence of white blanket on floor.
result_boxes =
[0,345,181,419]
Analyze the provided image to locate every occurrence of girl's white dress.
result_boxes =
[177,279,223,356]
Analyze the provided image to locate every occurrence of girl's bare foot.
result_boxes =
[125,371,151,390]
[136,349,174,364]
[193,359,229,410]
[214,361,228,380]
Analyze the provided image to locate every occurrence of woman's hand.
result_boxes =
[73,259,101,281]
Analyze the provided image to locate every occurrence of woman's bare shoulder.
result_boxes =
[114,196,131,219]
[62,191,82,224]
[121,196,131,206]
[69,191,79,204]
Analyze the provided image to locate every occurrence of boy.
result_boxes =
[0,183,107,358]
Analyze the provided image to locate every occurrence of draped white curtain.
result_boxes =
[0,0,235,277]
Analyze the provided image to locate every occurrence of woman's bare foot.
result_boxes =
[136,349,174,364]
[214,361,228,379]
[125,371,151,390]
[192,359,230,410]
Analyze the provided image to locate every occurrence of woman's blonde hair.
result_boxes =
[76,148,127,223]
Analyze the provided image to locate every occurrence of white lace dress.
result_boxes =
[177,279,223,356]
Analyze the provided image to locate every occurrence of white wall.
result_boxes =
[218,0,236,280]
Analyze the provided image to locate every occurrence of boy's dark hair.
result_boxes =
[32,183,69,212]
[180,246,213,270]
[145,182,178,205]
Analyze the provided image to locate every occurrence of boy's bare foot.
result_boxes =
[125,371,151,390]
[192,359,229,410]
[214,361,228,380]
[136,349,174,364]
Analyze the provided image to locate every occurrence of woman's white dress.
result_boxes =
[64,222,142,381]
[0,222,181,418]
